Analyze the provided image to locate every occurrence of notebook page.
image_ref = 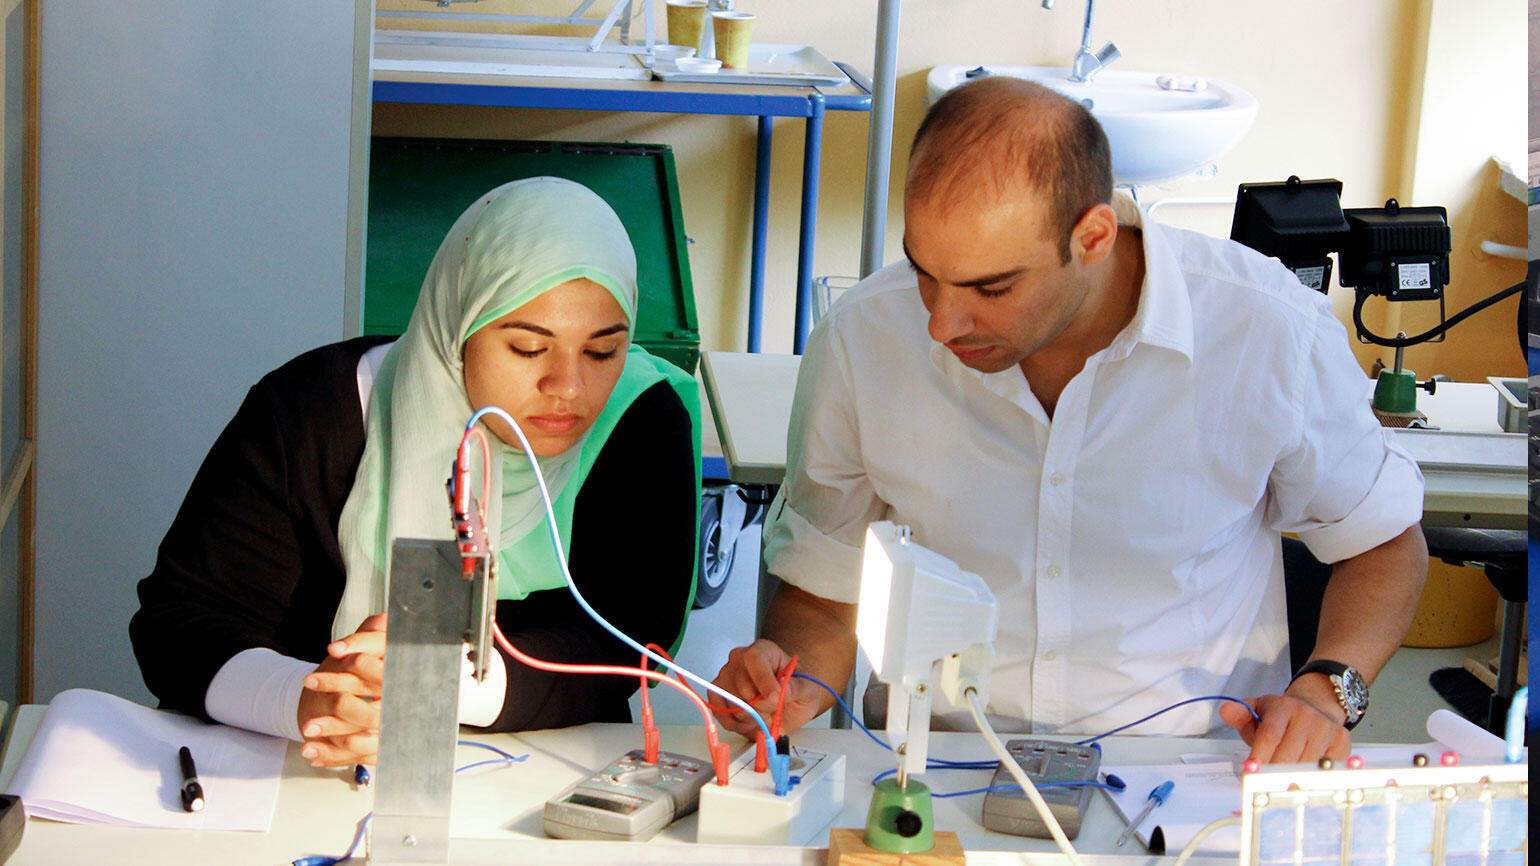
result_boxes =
[2,688,286,831]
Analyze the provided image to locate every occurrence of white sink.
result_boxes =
[926,65,1259,187]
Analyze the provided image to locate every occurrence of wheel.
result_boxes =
[694,492,733,609]
[693,484,773,610]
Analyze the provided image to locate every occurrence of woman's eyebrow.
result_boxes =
[498,321,630,339]
[502,321,553,336]
[588,323,629,339]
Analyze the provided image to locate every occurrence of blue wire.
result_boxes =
[933,780,1127,799]
[871,764,1126,793]
[791,672,892,751]
[792,670,1260,791]
[464,406,785,794]
[456,739,527,762]
[294,744,529,866]
[1074,695,1260,746]
[793,672,1257,756]
[455,758,522,773]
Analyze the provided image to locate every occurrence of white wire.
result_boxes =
[1171,815,1242,866]
[964,687,1084,866]
[464,406,782,753]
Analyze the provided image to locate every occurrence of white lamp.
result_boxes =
[856,521,998,784]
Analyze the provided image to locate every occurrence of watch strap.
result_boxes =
[1291,660,1368,730]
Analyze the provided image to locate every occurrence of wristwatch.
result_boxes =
[1291,660,1368,730]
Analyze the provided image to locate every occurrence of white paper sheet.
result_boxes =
[2,688,286,831]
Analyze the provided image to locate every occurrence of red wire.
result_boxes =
[770,655,799,741]
[643,643,702,700]
[638,644,727,777]
[493,623,731,783]
[492,623,715,718]
[471,427,731,783]
[457,426,492,523]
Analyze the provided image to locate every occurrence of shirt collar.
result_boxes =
[1109,193,1195,363]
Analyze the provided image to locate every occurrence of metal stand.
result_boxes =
[370,539,493,865]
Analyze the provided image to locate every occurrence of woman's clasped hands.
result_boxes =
[297,613,386,767]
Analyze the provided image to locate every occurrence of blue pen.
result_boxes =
[1115,780,1174,847]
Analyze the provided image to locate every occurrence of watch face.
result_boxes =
[1333,668,1368,715]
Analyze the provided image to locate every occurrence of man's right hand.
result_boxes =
[297,613,386,767]
[710,638,829,738]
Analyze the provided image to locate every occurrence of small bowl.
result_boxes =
[652,44,696,62]
[674,56,722,74]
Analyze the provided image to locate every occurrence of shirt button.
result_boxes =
[1045,565,1062,579]
[1049,472,1065,486]
[1044,650,1059,661]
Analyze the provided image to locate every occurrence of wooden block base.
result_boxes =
[826,827,967,866]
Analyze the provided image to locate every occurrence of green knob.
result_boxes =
[863,778,935,853]
[1372,368,1418,414]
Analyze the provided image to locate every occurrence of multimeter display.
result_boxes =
[563,792,643,814]
[543,749,714,842]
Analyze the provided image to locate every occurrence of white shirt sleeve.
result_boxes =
[457,645,508,728]
[204,643,508,739]
[205,647,312,741]
[762,320,887,604]
[1265,303,1424,563]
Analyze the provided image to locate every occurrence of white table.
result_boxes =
[1,704,1234,865]
[699,351,1527,529]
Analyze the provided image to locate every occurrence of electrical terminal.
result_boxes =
[696,743,846,846]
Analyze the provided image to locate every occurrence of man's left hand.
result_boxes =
[1218,678,1351,764]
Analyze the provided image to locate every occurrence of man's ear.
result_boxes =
[1071,203,1119,266]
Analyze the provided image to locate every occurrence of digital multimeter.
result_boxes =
[542,749,714,842]
[980,738,1101,839]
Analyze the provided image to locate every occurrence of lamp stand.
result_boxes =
[824,779,965,866]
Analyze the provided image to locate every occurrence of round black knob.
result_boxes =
[894,810,924,838]
[1418,378,1437,396]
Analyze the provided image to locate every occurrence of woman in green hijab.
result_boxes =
[131,178,701,769]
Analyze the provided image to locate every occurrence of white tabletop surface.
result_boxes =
[699,351,1526,527]
[2,703,1243,866]
[699,351,803,486]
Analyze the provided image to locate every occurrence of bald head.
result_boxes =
[907,77,1112,263]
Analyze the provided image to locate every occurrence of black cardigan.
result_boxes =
[130,336,697,731]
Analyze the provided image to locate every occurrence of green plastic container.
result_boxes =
[366,137,701,373]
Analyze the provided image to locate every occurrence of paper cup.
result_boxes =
[711,11,754,69]
[665,1,708,55]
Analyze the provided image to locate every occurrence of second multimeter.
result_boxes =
[543,749,714,842]
[980,738,1101,839]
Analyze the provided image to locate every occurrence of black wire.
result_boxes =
[1352,281,1525,348]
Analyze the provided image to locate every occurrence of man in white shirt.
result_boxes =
[711,77,1428,763]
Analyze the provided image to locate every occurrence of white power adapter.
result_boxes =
[696,744,847,846]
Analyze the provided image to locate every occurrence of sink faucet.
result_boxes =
[1046,0,1122,83]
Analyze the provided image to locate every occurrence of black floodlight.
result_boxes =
[1229,176,1349,293]
[1338,199,1451,302]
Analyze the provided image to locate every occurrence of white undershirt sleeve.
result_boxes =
[457,646,508,728]
[205,643,508,740]
[205,647,313,741]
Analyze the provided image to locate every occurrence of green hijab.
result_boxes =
[334,177,701,639]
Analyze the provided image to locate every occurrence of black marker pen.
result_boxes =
[178,746,205,812]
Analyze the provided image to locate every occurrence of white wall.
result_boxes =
[375,1,1525,383]
[34,2,371,702]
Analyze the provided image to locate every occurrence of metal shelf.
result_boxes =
[373,59,873,353]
